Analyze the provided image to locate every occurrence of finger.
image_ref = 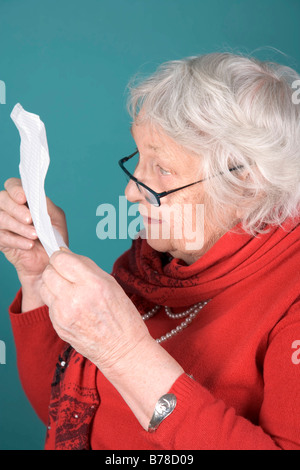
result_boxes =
[0,190,32,224]
[42,263,72,296]
[49,250,88,283]
[0,229,35,250]
[4,178,27,205]
[0,210,37,240]
[50,249,108,284]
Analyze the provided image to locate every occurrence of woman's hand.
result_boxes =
[40,248,184,430]
[0,177,68,283]
[40,248,150,371]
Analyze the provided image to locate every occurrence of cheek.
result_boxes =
[172,189,205,227]
[166,190,205,246]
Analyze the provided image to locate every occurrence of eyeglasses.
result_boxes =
[118,149,243,207]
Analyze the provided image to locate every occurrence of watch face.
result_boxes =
[148,394,177,432]
[156,396,175,415]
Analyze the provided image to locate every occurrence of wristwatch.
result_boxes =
[148,393,177,432]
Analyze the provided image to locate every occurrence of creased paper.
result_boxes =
[11,103,67,257]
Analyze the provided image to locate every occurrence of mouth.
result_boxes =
[142,215,162,225]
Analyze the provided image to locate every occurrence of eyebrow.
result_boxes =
[147,144,161,152]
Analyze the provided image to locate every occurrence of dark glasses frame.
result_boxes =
[118,149,243,207]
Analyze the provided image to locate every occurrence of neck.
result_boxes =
[168,226,231,265]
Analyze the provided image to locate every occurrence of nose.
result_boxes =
[125,179,143,204]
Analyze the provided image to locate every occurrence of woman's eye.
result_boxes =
[159,166,171,176]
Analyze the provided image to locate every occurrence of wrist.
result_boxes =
[19,274,45,312]
[99,336,184,431]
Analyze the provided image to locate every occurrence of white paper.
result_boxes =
[10,103,68,257]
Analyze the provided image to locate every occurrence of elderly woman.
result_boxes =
[1,52,300,450]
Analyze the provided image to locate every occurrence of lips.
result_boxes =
[142,215,162,225]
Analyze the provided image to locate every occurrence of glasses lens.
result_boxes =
[136,183,159,206]
[123,152,160,206]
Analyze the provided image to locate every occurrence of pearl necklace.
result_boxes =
[142,300,209,344]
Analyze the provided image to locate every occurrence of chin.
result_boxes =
[145,237,173,254]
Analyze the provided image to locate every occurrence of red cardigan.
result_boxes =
[9,221,300,450]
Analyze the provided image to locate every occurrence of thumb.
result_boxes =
[49,248,87,283]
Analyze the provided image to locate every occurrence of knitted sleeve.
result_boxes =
[145,301,300,450]
[9,289,68,425]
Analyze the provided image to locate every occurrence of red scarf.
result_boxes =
[112,218,300,311]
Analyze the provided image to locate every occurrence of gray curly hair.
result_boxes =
[127,52,300,235]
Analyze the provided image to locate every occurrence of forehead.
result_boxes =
[130,121,200,168]
[130,122,168,150]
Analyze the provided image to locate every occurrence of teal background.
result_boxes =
[0,0,299,450]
